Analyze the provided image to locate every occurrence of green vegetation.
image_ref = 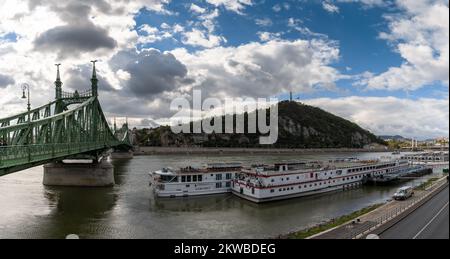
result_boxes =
[386,139,411,150]
[134,101,387,148]
[414,178,440,191]
[286,204,383,239]
[276,101,385,148]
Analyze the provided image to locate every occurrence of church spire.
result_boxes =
[54,63,62,99]
[91,60,98,96]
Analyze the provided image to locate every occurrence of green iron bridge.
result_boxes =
[0,62,133,177]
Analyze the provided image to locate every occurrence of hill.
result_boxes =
[135,101,386,149]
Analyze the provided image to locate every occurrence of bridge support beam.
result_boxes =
[43,160,114,187]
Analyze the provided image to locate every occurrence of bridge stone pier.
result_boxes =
[43,159,114,187]
[110,151,134,159]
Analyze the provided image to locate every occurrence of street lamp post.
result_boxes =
[21,83,31,114]
[21,83,32,160]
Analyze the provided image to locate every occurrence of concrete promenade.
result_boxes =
[310,177,449,239]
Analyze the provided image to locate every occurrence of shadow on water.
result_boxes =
[33,159,137,238]
[37,186,119,239]
[111,159,132,186]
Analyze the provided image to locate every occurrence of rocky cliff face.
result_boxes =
[135,101,386,148]
[275,101,383,148]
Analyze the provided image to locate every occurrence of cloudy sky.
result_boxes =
[0,0,448,139]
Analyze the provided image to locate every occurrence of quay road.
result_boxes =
[380,185,449,239]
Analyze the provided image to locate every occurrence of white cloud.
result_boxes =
[283,3,291,10]
[360,0,449,91]
[272,3,291,12]
[257,32,281,42]
[255,18,273,27]
[182,28,226,48]
[205,0,253,14]
[304,96,449,139]
[288,18,329,39]
[337,0,389,7]
[272,4,282,12]
[197,8,220,33]
[137,24,172,44]
[190,3,207,14]
[171,39,343,99]
[322,1,340,13]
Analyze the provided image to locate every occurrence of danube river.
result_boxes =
[0,152,445,239]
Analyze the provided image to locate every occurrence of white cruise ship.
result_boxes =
[150,163,242,198]
[231,158,410,203]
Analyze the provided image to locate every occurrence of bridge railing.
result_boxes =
[0,141,120,169]
[61,89,92,99]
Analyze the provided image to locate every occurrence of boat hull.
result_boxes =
[155,188,231,198]
[232,183,361,203]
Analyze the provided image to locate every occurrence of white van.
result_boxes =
[393,186,414,200]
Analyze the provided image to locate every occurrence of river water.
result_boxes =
[0,152,445,239]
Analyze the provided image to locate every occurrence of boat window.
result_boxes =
[252,188,255,194]
[216,174,223,181]
[216,182,222,188]
[193,175,197,182]
[271,189,275,193]
[226,173,232,180]
[160,175,176,182]
[181,176,186,182]
[287,177,290,181]
[226,182,231,188]
[271,179,275,182]
[198,175,203,182]
[187,175,191,182]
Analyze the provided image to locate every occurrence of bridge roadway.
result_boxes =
[380,185,449,239]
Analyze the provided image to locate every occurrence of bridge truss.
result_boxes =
[0,63,132,177]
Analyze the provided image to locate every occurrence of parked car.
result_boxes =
[393,186,414,201]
